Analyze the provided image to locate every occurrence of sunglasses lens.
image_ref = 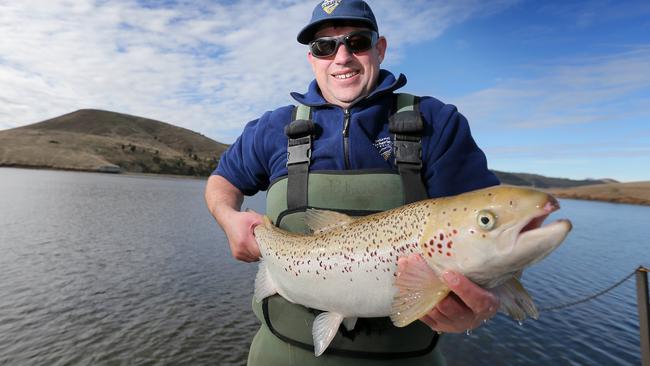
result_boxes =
[346,33,373,53]
[311,39,338,57]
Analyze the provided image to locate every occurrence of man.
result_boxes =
[205,1,500,364]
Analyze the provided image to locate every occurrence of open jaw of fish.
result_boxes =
[253,185,572,356]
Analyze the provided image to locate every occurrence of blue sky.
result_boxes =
[0,0,648,182]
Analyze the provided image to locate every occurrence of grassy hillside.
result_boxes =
[493,171,615,188]
[546,181,650,206]
[0,109,228,176]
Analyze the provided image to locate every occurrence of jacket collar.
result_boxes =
[290,70,407,108]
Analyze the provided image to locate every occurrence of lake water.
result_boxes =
[0,168,648,365]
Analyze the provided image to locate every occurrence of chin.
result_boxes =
[332,91,363,104]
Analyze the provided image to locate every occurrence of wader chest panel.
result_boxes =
[253,93,438,358]
[267,171,403,233]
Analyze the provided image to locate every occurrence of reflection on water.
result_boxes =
[0,168,648,365]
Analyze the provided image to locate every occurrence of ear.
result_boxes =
[376,36,387,64]
[307,51,318,74]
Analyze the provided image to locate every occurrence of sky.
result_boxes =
[1,0,649,182]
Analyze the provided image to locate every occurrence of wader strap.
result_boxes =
[390,93,428,203]
[285,104,314,210]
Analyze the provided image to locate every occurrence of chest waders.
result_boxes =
[248,95,446,366]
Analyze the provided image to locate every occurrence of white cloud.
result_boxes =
[0,0,519,142]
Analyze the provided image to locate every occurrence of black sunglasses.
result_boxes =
[309,30,378,58]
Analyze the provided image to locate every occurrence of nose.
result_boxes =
[333,43,354,63]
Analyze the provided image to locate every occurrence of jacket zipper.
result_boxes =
[342,109,351,169]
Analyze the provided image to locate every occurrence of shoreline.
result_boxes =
[550,193,650,206]
[546,181,650,207]
[0,165,208,181]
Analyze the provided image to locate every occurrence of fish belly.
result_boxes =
[267,260,399,317]
[262,236,422,317]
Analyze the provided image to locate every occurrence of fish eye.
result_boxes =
[477,210,497,231]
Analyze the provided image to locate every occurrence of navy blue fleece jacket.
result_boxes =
[214,70,499,197]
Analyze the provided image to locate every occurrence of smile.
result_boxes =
[333,71,359,79]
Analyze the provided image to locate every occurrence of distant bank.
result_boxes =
[1,109,647,205]
[546,181,650,206]
[0,109,227,176]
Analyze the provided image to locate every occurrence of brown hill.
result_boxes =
[0,109,228,176]
[546,181,650,206]
[492,171,614,188]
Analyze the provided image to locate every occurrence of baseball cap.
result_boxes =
[297,0,378,45]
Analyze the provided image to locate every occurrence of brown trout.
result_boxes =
[253,185,572,356]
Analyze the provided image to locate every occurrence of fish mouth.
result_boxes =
[518,195,563,236]
[511,194,572,267]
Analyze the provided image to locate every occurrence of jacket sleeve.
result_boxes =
[213,113,273,196]
[419,98,500,198]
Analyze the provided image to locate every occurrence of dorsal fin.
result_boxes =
[304,209,355,234]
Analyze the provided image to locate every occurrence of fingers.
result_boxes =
[230,236,260,262]
[226,211,263,262]
[442,271,499,320]
[435,293,469,322]
[420,271,500,333]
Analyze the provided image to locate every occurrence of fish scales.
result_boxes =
[255,201,434,316]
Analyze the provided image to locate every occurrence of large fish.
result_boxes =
[253,185,572,356]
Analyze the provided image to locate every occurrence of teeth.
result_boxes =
[334,71,358,79]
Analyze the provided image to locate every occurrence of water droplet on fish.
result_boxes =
[517,321,523,326]
[465,329,472,336]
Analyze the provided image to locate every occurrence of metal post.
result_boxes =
[638,266,650,366]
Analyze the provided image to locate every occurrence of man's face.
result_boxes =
[308,25,386,109]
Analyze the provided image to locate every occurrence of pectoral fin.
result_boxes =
[491,277,539,321]
[253,260,277,302]
[312,312,344,357]
[390,254,450,327]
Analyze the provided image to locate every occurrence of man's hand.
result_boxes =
[222,210,263,262]
[420,271,499,333]
[205,175,263,263]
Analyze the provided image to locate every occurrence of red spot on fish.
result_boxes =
[447,241,453,248]
[427,252,432,257]
[453,229,458,235]
[439,233,444,241]
[446,252,452,257]
[437,243,443,249]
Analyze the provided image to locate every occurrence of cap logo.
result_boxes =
[321,0,341,15]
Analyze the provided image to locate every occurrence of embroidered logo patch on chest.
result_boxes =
[373,137,393,161]
[321,0,341,14]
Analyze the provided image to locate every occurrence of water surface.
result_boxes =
[0,168,647,365]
